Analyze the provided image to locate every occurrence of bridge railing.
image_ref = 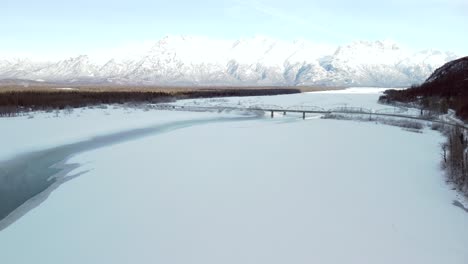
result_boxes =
[329,106,373,114]
[286,105,326,112]
[248,104,284,111]
[375,107,408,114]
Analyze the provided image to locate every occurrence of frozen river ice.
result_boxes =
[0,88,467,264]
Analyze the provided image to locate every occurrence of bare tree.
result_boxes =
[446,126,468,195]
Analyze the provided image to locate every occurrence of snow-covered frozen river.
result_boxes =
[0,88,467,263]
[0,115,258,229]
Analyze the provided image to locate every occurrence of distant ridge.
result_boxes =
[0,36,459,87]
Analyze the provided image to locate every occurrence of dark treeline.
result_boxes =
[175,88,300,99]
[379,57,468,121]
[0,87,301,117]
[379,81,468,121]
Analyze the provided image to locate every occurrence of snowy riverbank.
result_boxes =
[0,88,467,263]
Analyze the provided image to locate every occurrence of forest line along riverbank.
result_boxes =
[0,86,344,117]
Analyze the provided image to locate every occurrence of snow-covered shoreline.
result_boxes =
[0,88,390,161]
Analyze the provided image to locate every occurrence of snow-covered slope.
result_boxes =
[0,36,459,86]
[425,56,468,83]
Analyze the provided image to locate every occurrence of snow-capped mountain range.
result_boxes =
[0,36,459,87]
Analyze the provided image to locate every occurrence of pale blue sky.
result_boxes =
[2,0,467,57]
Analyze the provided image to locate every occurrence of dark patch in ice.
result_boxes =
[452,200,468,213]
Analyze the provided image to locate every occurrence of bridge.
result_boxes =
[154,103,468,130]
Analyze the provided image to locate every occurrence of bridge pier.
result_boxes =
[283,111,286,115]
[271,111,274,118]
[303,112,305,120]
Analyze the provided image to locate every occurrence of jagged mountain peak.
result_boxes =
[60,55,90,64]
[333,40,402,57]
[346,40,400,49]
